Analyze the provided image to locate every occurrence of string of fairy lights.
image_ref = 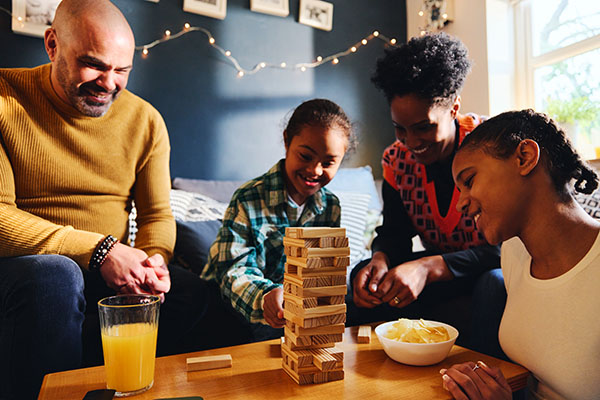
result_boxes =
[137,23,398,77]
[1,3,449,78]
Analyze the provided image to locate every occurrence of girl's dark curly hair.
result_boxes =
[371,32,472,106]
[459,109,599,200]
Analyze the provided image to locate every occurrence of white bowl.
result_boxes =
[374,320,459,366]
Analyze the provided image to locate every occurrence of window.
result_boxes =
[514,0,600,160]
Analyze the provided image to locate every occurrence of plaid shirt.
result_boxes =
[201,160,341,323]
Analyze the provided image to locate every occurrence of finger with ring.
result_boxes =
[392,296,400,304]
[472,364,480,372]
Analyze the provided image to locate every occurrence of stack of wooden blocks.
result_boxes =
[281,227,350,385]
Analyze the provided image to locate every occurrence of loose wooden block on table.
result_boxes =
[357,325,371,344]
[186,354,232,371]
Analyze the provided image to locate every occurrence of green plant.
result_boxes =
[545,95,600,126]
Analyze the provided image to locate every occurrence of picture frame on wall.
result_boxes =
[183,0,227,20]
[11,0,62,38]
[298,0,333,31]
[250,0,289,17]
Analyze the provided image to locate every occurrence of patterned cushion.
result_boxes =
[335,192,371,268]
[575,191,600,219]
[170,189,228,222]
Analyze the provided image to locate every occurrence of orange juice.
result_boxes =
[101,322,158,393]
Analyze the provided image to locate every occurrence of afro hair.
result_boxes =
[371,32,472,104]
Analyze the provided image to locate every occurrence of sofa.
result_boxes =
[167,166,384,281]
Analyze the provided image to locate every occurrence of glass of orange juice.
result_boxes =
[98,294,160,397]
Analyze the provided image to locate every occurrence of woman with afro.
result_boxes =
[350,33,504,356]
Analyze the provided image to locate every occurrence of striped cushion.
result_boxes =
[336,192,371,268]
[170,189,228,222]
[575,191,600,219]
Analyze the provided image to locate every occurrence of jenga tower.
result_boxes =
[281,227,350,385]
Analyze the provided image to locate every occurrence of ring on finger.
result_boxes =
[472,364,480,372]
[392,296,401,304]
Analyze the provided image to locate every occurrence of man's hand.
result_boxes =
[263,287,285,328]
[440,361,512,400]
[352,252,389,308]
[99,244,170,302]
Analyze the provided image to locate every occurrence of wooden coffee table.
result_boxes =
[39,325,528,399]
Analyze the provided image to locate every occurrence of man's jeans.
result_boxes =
[0,255,210,400]
[0,255,85,400]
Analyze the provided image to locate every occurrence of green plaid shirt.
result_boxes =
[201,159,341,323]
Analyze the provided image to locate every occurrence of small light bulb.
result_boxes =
[165,30,171,37]
[225,50,231,56]
[300,66,307,72]
[361,39,367,45]
[316,56,323,62]
[209,37,215,44]
[280,62,287,68]
[332,58,339,64]
[442,13,448,19]
[350,46,357,52]
[237,71,244,77]
[390,38,397,45]
[142,48,149,55]
[373,31,379,37]
[184,22,191,29]
[418,11,424,16]
[260,62,266,68]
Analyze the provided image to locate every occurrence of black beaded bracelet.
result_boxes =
[89,235,118,270]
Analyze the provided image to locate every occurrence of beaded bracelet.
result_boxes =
[89,235,118,270]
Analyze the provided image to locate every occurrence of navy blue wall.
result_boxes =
[0,0,406,180]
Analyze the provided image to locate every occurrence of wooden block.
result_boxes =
[357,325,372,344]
[286,321,345,336]
[285,227,346,238]
[283,237,321,248]
[330,275,347,286]
[313,351,338,371]
[323,346,344,362]
[301,247,350,258]
[284,294,346,318]
[284,309,346,329]
[284,328,343,348]
[326,370,345,382]
[186,354,232,371]
[333,236,349,247]
[286,256,350,270]
[284,280,347,298]
[285,262,347,277]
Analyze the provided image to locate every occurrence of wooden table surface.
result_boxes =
[39,325,529,400]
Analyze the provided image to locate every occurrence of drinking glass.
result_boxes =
[98,294,160,397]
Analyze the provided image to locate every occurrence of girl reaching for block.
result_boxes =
[202,99,354,331]
[442,109,600,400]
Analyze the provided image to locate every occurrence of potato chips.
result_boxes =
[383,318,450,343]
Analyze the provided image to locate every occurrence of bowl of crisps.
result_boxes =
[374,318,459,366]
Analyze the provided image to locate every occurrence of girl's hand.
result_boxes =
[440,361,512,400]
[352,252,389,308]
[263,287,285,328]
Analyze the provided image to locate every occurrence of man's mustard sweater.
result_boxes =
[0,64,175,268]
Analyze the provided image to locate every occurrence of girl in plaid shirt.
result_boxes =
[202,99,355,329]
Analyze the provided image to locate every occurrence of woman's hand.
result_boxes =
[440,361,512,400]
[263,287,285,328]
[352,252,389,308]
[377,255,452,308]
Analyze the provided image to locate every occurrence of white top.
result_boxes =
[287,195,305,221]
[499,233,600,400]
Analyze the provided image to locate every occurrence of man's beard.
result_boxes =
[55,57,120,117]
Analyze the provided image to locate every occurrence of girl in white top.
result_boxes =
[442,109,600,400]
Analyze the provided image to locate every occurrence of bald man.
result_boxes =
[0,1,208,398]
